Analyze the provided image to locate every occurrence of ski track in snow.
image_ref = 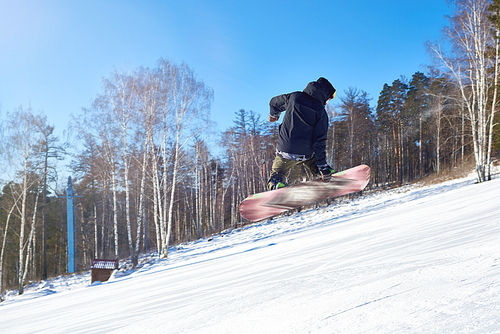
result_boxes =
[1,170,500,333]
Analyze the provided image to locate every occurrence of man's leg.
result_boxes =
[303,156,320,177]
[267,155,296,191]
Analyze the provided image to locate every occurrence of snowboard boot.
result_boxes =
[267,175,287,191]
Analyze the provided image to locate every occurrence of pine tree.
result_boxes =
[406,72,430,178]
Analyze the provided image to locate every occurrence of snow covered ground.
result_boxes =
[1,169,500,333]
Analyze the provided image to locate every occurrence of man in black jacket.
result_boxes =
[267,77,336,191]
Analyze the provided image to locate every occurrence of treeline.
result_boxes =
[1,0,500,296]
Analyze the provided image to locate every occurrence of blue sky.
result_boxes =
[1,0,450,146]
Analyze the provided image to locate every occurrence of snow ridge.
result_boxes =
[1,169,500,333]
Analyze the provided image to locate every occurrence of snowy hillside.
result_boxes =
[1,170,500,333]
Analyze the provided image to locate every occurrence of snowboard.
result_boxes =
[239,164,371,222]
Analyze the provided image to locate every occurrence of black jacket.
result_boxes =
[269,78,335,167]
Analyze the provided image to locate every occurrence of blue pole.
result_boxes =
[67,177,75,273]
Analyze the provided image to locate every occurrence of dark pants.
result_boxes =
[266,155,319,191]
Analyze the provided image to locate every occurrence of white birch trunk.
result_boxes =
[0,197,18,296]
[133,133,149,265]
[152,163,161,257]
[161,128,181,259]
[18,158,29,295]
[111,168,119,259]
[94,204,98,259]
[123,128,134,259]
[22,187,40,290]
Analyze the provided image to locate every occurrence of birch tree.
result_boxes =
[3,106,44,294]
[160,63,213,259]
[105,70,136,259]
[75,98,121,259]
[132,67,161,265]
[0,186,21,298]
[429,0,495,182]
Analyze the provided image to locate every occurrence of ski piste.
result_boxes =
[239,164,371,222]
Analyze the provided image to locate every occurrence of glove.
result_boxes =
[269,115,279,123]
[318,165,335,182]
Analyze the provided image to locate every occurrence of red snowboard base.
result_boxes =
[239,164,371,222]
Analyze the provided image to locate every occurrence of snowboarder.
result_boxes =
[267,77,336,191]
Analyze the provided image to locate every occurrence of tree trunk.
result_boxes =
[111,168,119,259]
[487,28,500,180]
[0,199,17,296]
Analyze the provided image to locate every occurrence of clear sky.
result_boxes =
[1,0,450,147]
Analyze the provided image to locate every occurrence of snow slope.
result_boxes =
[1,171,500,333]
